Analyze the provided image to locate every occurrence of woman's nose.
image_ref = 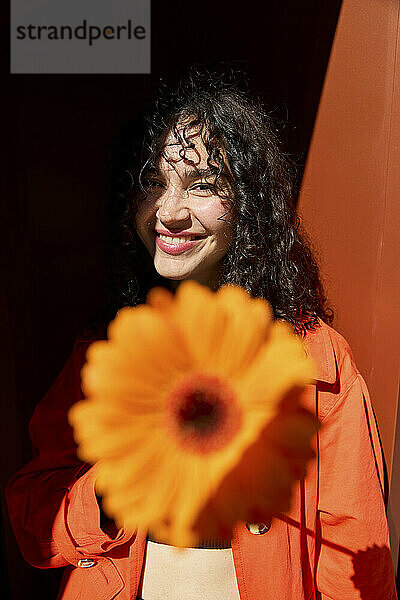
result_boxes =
[156,187,191,225]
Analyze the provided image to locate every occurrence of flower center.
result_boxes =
[166,373,241,453]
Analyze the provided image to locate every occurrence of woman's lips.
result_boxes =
[155,234,206,255]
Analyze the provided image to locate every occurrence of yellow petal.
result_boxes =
[146,286,175,312]
[172,281,272,378]
[86,309,191,397]
[172,281,220,371]
[212,285,273,376]
[235,321,315,412]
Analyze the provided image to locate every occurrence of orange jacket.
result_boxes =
[6,320,397,600]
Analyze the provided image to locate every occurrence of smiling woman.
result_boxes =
[134,124,235,288]
[106,67,332,334]
[5,65,397,600]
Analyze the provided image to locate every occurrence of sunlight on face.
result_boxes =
[135,123,235,288]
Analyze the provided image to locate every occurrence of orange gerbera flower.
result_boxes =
[68,281,319,547]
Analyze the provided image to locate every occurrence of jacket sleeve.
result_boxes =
[5,338,133,569]
[315,367,397,599]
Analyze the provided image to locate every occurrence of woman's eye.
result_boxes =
[144,179,164,190]
[191,182,215,193]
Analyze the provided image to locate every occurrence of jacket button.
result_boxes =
[246,522,271,535]
[77,558,97,568]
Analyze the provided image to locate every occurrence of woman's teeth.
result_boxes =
[158,234,198,244]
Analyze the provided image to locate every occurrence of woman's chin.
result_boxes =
[155,266,192,282]
[154,257,195,281]
[153,255,219,289]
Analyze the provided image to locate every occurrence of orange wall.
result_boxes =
[298,0,400,483]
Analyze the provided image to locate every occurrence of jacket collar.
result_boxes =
[303,319,337,384]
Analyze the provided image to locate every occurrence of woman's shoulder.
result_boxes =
[303,318,360,387]
[302,319,368,423]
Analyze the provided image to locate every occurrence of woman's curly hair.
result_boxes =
[105,65,333,335]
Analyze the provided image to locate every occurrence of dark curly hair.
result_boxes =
[104,65,333,335]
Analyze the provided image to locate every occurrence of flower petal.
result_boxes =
[172,281,219,368]
[146,286,175,312]
[172,282,272,377]
[107,306,192,390]
[235,321,315,413]
[212,285,273,376]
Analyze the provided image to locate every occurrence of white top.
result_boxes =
[138,540,241,600]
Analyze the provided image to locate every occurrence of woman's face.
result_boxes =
[134,125,235,288]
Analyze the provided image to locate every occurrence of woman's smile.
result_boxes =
[155,230,208,255]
